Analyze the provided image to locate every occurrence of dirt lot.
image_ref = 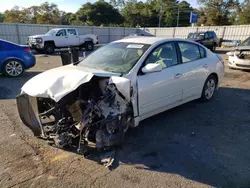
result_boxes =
[0,49,250,188]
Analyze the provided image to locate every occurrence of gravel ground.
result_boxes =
[1,48,250,188]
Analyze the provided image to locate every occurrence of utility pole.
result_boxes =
[176,7,180,27]
[158,0,163,27]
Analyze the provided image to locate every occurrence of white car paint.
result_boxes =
[21,37,224,127]
[227,52,250,70]
[28,28,98,49]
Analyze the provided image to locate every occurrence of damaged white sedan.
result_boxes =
[17,37,224,159]
[227,37,250,70]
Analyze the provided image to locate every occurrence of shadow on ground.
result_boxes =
[40,86,250,187]
[117,87,250,188]
[0,71,40,99]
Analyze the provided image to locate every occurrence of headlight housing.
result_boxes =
[35,38,43,43]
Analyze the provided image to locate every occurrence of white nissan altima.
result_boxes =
[17,37,224,154]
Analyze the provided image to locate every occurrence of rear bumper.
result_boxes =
[23,55,36,69]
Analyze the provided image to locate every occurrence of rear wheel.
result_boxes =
[4,59,24,77]
[200,75,217,101]
[44,43,55,54]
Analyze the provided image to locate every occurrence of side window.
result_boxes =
[56,29,66,36]
[209,32,214,38]
[205,33,209,39]
[67,29,77,36]
[199,46,206,58]
[145,42,178,68]
[178,42,201,63]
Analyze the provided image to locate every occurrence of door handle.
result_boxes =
[174,73,182,79]
[203,64,208,68]
[65,37,68,38]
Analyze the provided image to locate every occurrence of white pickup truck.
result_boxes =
[27,28,99,54]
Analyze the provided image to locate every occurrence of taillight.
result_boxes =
[96,36,99,40]
[24,48,31,53]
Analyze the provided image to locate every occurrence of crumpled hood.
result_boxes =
[21,64,121,102]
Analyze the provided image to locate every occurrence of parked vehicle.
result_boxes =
[124,32,154,39]
[17,37,224,158]
[0,39,35,77]
[187,31,220,52]
[227,36,250,70]
[27,28,99,54]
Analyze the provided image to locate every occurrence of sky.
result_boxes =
[0,0,199,13]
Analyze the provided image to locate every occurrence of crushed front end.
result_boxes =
[227,48,250,70]
[17,76,133,166]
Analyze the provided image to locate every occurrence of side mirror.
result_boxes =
[141,63,162,74]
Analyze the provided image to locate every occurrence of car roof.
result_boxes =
[114,37,190,45]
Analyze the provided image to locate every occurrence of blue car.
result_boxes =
[0,39,36,77]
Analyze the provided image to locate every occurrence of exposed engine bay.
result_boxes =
[17,76,133,167]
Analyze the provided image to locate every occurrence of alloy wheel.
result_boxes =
[5,60,23,77]
[205,79,215,99]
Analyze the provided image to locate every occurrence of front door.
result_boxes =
[55,29,68,47]
[137,42,183,116]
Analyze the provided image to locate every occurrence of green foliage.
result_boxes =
[75,0,124,26]
[1,0,245,27]
[197,0,240,26]
[0,13,4,22]
[4,2,61,24]
[238,0,250,24]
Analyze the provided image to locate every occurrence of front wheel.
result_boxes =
[4,59,24,77]
[200,75,217,101]
[85,41,94,51]
[44,43,55,54]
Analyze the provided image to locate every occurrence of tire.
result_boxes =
[3,59,24,77]
[211,44,216,52]
[85,41,94,51]
[200,75,217,102]
[44,43,55,54]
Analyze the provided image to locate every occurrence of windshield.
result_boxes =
[240,37,250,46]
[78,42,150,73]
[45,29,58,36]
[188,33,205,39]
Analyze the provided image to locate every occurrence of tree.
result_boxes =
[35,2,61,24]
[4,6,31,23]
[0,13,4,22]
[238,0,250,24]
[198,0,239,26]
[76,0,124,26]
[177,1,193,27]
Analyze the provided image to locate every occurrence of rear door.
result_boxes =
[67,29,78,46]
[54,29,68,47]
[177,41,209,101]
